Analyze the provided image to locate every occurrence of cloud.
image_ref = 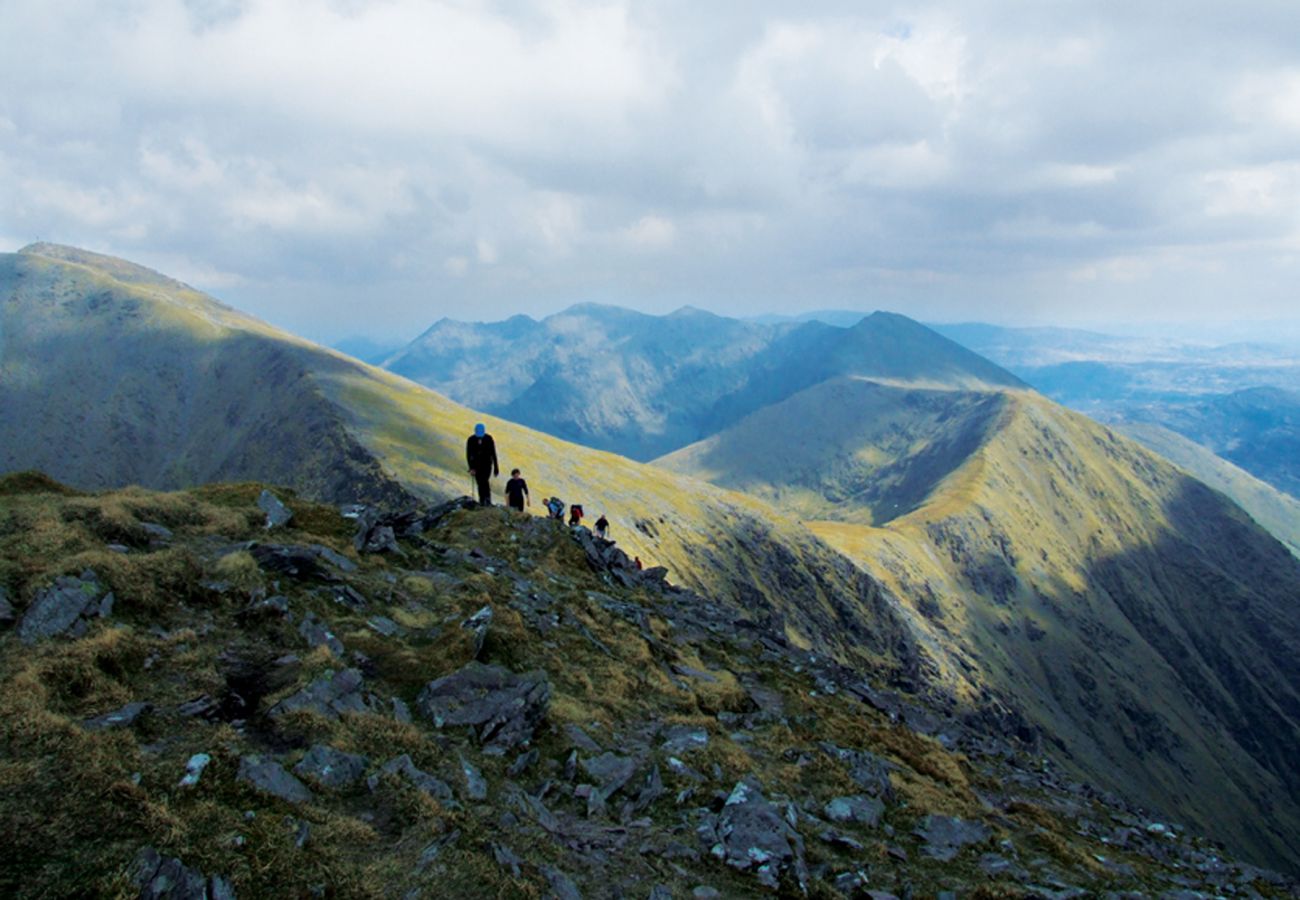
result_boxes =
[2,0,1299,338]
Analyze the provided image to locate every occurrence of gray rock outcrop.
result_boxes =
[131,846,235,899]
[18,570,113,644]
[416,662,550,755]
[257,490,293,529]
[293,744,368,789]
[707,779,808,892]
[269,669,378,720]
[238,755,314,805]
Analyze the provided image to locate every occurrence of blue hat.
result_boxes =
[474,423,486,436]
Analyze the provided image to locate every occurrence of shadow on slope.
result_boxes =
[659,378,1009,526]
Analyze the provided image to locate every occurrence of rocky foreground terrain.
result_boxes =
[1,473,1295,898]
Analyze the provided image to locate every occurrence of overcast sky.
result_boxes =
[3,0,1300,343]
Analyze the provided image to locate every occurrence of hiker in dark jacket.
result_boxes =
[594,514,609,539]
[505,468,530,512]
[466,423,499,505]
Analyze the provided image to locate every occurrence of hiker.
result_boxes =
[594,514,609,539]
[505,468,530,512]
[465,423,499,505]
[568,504,584,527]
[634,556,643,571]
[544,496,566,520]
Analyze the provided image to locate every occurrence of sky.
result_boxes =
[3,0,1300,344]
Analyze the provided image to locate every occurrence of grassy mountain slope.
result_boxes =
[660,377,1009,527]
[382,306,1025,461]
[0,244,922,684]
[1117,421,1300,557]
[663,386,1300,872]
[5,477,1293,898]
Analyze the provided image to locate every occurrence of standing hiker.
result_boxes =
[594,514,609,539]
[466,423,499,506]
[505,468,530,512]
[568,504,584,528]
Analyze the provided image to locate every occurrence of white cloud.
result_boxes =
[2,0,1299,338]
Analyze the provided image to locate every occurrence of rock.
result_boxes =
[818,742,895,803]
[238,755,313,804]
[298,614,345,657]
[462,605,493,659]
[581,752,638,801]
[648,887,673,900]
[541,865,583,900]
[294,744,368,789]
[914,814,990,862]
[380,754,456,803]
[633,764,664,814]
[18,570,112,644]
[299,616,345,658]
[692,888,721,899]
[83,701,151,732]
[661,725,709,754]
[364,525,400,555]
[248,544,332,580]
[140,522,174,543]
[416,829,461,871]
[258,490,294,529]
[367,615,402,637]
[177,695,220,719]
[491,842,524,877]
[311,544,356,573]
[131,846,233,900]
[0,586,13,625]
[178,753,212,789]
[508,748,539,777]
[711,779,809,892]
[391,696,413,723]
[458,752,488,802]
[564,723,603,753]
[416,662,550,755]
[269,668,378,720]
[823,795,885,827]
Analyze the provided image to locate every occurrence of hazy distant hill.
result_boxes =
[0,244,923,679]
[1107,388,1300,499]
[663,383,1300,871]
[382,306,1025,460]
[933,322,1300,498]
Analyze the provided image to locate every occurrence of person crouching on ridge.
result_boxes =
[466,423,499,505]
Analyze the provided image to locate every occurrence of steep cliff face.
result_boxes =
[667,385,1300,872]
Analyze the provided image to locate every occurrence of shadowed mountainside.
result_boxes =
[1116,421,1300,557]
[663,385,1300,873]
[381,305,1025,460]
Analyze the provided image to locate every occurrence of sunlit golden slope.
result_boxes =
[0,244,920,680]
[662,383,1300,872]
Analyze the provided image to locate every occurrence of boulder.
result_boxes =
[293,744,369,789]
[257,490,294,530]
[18,570,113,644]
[416,662,550,755]
[818,742,895,803]
[461,605,493,659]
[131,846,234,900]
[298,613,345,657]
[83,701,151,732]
[269,668,378,720]
[823,795,884,828]
[710,779,808,892]
[661,725,709,754]
[248,544,331,581]
[913,814,990,861]
[458,752,488,801]
[238,755,314,804]
[379,754,456,803]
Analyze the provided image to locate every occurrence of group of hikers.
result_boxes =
[466,423,623,551]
